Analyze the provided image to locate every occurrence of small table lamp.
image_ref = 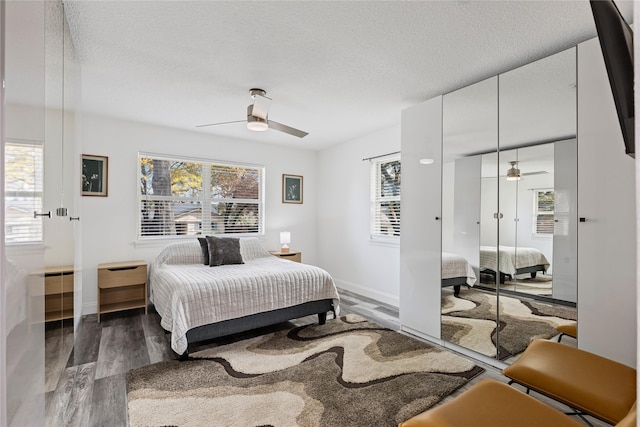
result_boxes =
[280,231,291,253]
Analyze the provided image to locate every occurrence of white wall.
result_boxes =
[577,37,637,367]
[316,125,400,306]
[80,114,319,314]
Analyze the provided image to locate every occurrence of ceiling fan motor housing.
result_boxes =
[247,105,268,131]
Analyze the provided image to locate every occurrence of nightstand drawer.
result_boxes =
[97,261,147,322]
[98,262,147,289]
[44,273,74,295]
[269,251,302,263]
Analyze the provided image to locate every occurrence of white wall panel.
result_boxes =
[3,1,46,425]
[553,138,577,302]
[577,37,636,367]
[452,155,481,275]
[400,96,442,339]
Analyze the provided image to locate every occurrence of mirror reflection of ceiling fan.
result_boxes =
[196,89,308,138]
[503,161,548,181]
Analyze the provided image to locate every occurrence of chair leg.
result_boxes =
[564,409,594,427]
[507,380,530,395]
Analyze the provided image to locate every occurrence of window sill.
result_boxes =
[369,237,400,248]
[5,242,46,255]
[134,234,266,248]
[531,234,554,239]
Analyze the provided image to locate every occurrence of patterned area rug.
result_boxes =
[442,288,576,360]
[479,274,553,296]
[126,314,483,427]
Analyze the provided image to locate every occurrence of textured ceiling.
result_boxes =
[63,1,634,151]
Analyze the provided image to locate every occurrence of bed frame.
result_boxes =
[441,277,470,297]
[176,298,335,358]
[481,264,547,284]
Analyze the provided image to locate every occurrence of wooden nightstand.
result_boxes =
[29,266,75,323]
[269,251,302,263]
[98,261,147,322]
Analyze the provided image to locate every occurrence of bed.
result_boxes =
[479,245,550,284]
[442,252,477,296]
[149,237,340,356]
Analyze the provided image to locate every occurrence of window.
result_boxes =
[5,141,44,244]
[138,154,264,239]
[370,156,401,239]
[533,189,554,235]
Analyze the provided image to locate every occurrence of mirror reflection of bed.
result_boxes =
[440,46,578,362]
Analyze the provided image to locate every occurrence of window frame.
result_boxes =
[370,155,401,242]
[532,188,554,237]
[137,152,265,240]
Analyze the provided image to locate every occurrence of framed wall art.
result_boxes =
[282,174,303,204]
[82,154,108,197]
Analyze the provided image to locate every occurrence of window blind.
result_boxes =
[533,189,554,235]
[138,154,264,239]
[370,157,401,238]
[5,141,44,243]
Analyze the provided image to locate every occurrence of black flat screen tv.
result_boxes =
[590,0,634,158]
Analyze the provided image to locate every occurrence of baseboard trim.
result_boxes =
[82,302,97,315]
[334,279,399,307]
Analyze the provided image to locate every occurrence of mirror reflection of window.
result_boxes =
[533,189,554,235]
[4,140,44,244]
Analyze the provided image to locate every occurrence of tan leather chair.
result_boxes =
[398,378,637,427]
[556,322,577,343]
[398,378,584,427]
[503,339,636,425]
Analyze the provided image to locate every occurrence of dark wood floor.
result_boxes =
[44,289,605,427]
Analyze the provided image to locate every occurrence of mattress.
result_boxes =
[479,245,550,277]
[150,238,340,354]
[442,252,477,286]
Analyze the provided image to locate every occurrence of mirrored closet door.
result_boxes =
[441,76,498,358]
[441,47,578,362]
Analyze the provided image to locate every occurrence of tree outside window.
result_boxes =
[5,141,44,243]
[139,155,263,238]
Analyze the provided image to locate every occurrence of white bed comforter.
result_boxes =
[479,245,550,276]
[442,252,477,286]
[150,238,340,354]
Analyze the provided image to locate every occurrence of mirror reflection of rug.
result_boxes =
[479,273,553,296]
[126,315,484,427]
[441,288,576,360]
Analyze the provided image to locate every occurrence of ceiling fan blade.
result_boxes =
[251,94,272,120]
[196,120,246,128]
[268,120,309,138]
[521,171,549,176]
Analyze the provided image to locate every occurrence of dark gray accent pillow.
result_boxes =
[205,236,244,267]
[197,237,210,265]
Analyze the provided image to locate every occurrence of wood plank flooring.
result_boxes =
[44,289,607,427]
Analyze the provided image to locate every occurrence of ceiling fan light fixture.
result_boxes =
[247,115,268,132]
[506,161,521,181]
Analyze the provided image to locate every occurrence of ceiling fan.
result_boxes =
[196,89,308,138]
[504,161,549,181]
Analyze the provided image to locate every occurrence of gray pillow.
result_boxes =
[205,236,244,266]
[197,237,210,265]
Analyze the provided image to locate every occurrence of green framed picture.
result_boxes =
[282,174,303,204]
[82,154,108,196]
